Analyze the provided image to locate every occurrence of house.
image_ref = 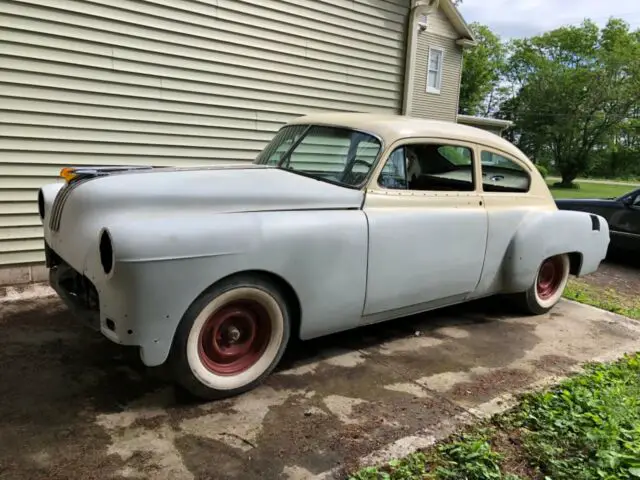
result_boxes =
[0,0,511,285]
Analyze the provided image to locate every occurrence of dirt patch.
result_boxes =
[448,369,535,403]
[490,429,540,479]
[531,355,578,374]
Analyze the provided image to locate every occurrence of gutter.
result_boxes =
[402,0,440,115]
[457,114,514,129]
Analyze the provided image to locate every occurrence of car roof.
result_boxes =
[287,112,531,167]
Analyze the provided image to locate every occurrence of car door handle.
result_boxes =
[490,175,504,182]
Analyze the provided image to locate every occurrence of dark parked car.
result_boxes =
[556,187,640,254]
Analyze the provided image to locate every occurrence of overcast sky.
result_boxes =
[457,0,640,39]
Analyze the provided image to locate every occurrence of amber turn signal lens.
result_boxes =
[60,167,77,182]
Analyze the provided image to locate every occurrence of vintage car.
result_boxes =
[38,113,610,400]
[556,186,640,254]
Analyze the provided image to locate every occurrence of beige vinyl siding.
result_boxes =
[411,7,462,122]
[0,0,410,267]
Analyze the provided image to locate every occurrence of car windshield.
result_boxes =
[254,124,382,188]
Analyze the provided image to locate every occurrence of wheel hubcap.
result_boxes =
[198,300,272,375]
[536,256,564,300]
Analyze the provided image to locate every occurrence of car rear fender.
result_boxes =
[502,210,610,293]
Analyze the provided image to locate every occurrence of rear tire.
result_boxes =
[169,274,291,401]
[513,254,570,315]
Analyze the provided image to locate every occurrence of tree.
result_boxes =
[502,19,640,185]
[458,23,506,116]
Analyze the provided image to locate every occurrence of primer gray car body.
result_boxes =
[38,113,610,381]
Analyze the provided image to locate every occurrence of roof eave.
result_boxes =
[441,0,476,43]
[457,114,514,128]
[456,38,476,48]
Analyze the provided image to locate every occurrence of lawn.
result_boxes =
[547,181,634,199]
[348,353,640,480]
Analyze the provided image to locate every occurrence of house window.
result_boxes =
[427,47,444,94]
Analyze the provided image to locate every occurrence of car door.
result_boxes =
[608,189,640,250]
[362,138,488,319]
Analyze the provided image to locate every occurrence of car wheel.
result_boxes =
[169,274,291,401]
[514,254,570,315]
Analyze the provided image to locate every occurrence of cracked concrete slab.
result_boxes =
[1,297,639,480]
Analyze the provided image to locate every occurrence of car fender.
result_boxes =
[502,209,609,293]
[91,209,369,367]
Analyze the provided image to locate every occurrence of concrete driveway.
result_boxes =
[1,295,639,480]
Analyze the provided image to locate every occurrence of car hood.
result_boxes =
[63,164,364,216]
[43,165,365,271]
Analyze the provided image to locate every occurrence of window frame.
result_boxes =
[373,138,480,195]
[426,47,444,94]
[478,147,532,194]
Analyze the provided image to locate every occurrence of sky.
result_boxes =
[457,0,640,39]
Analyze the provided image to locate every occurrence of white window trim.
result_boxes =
[426,47,444,94]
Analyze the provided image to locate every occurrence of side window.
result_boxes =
[481,151,531,193]
[378,143,475,192]
[378,147,408,190]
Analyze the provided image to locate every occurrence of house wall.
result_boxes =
[0,0,411,284]
[410,7,462,122]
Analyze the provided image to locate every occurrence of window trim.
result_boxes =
[479,148,532,194]
[426,47,444,94]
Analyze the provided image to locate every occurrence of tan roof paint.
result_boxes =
[287,113,531,166]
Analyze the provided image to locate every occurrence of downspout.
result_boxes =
[402,0,440,115]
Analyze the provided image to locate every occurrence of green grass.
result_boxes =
[563,279,640,320]
[347,354,640,480]
[547,181,634,199]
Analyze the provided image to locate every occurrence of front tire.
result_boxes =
[169,274,291,401]
[514,254,570,315]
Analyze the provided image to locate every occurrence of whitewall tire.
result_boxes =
[515,254,570,315]
[170,274,291,400]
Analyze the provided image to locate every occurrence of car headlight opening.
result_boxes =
[37,189,45,220]
[99,229,114,275]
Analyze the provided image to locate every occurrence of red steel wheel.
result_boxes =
[514,253,570,315]
[536,256,565,300]
[171,275,291,401]
[197,300,272,376]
